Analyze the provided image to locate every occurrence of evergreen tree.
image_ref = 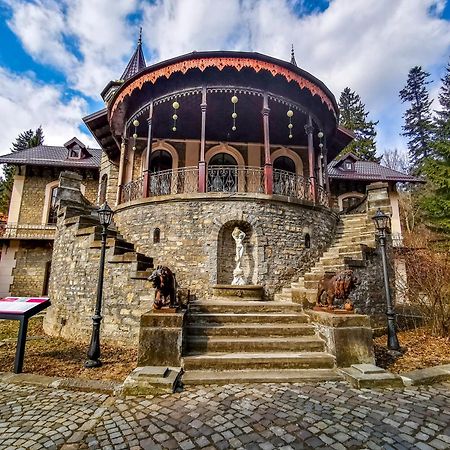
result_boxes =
[420,63,450,234]
[338,87,380,162]
[435,60,450,131]
[399,66,434,173]
[0,126,44,214]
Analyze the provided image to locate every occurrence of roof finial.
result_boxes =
[290,44,297,66]
[138,26,142,45]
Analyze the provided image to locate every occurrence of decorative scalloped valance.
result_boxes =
[110,57,336,119]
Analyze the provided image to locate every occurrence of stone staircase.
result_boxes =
[182,300,341,385]
[275,213,376,305]
[75,215,154,279]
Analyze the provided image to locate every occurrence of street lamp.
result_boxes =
[85,202,114,368]
[372,208,401,352]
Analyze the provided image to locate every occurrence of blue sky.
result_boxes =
[0,0,449,160]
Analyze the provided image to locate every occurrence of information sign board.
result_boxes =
[0,296,51,374]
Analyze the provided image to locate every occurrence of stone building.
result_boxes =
[0,38,421,382]
[0,138,100,297]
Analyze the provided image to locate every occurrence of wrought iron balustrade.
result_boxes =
[3,223,56,239]
[121,176,144,203]
[207,166,264,194]
[119,165,328,206]
[273,169,313,202]
[150,166,199,196]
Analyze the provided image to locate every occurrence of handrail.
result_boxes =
[119,166,330,207]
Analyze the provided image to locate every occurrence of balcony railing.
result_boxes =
[150,166,199,196]
[121,176,144,203]
[207,166,264,194]
[273,169,312,201]
[120,166,329,207]
[2,223,57,240]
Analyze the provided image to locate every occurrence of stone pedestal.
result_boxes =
[211,284,264,301]
[306,310,375,367]
[137,310,185,367]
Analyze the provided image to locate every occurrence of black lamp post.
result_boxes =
[372,208,401,352]
[85,202,114,368]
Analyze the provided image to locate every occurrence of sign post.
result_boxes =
[0,297,51,374]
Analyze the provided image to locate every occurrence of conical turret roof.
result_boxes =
[121,28,146,81]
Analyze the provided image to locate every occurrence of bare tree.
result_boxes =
[381,148,409,173]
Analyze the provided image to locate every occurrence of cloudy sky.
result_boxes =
[0,0,449,158]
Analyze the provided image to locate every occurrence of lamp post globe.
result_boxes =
[85,201,114,368]
[372,208,401,352]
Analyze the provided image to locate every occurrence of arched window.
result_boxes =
[273,156,296,173]
[208,153,238,192]
[150,150,172,173]
[153,228,160,243]
[342,196,362,211]
[273,156,296,195]
[150,150,173,195]
[304,233,311,249]
[99,174,108,205]
[47,187,58,224]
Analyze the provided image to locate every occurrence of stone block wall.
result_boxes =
[10,242,52,296]
[44,216,151,345]
[114,194,338,299]
[17,169,98,225]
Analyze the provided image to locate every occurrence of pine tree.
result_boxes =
[338,87,380,162]
[435,60,450,131]
[0,126,44,214]
[420,62,450,234]
[399,66,434,173]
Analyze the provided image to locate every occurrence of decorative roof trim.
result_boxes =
[110,56,336,119]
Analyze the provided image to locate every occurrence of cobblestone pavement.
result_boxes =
[0,381,449,450]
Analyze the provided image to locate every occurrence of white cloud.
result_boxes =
[2,0,450,155]
[0,67,96,155]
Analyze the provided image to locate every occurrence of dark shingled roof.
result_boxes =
[0,145,101,169]
[328,153,423,183]
[120,31,146,81]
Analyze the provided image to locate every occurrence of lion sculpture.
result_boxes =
[148,265,177,309]
[316,269,358,310]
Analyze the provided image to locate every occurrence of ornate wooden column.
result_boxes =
[262,93,273,195]
[143,101,154,198]
[116,135,126,206]
[198,87,207,193]
[305,115,316,202]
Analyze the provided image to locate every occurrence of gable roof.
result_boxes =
[0,145,101,169]
[328,154,423,183]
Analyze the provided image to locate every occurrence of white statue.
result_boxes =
[232,227,246,285]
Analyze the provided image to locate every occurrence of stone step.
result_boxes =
[108,252,153,270]
[182,368,343,385]
[189,301,302,314]
[188,313,309,325]
[311,264,346,272]
[186,323,316,338]
[131,269,154,280]
[273,293,293,302]
[186,336,325,353]
[320,250,362,260]
[183,352,336,370]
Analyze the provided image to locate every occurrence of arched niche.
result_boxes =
[217,220,257,285]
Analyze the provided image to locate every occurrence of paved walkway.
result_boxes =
[0,381,449,450]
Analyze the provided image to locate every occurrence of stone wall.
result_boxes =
[10,242,53,296]
[17,168,98,224]
[114,194,338,299]
[44,172,151,345]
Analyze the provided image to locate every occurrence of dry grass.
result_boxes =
[0,316,137,381]
[374,327,450,373]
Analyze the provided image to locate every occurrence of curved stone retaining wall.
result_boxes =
[114,193,338,299]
